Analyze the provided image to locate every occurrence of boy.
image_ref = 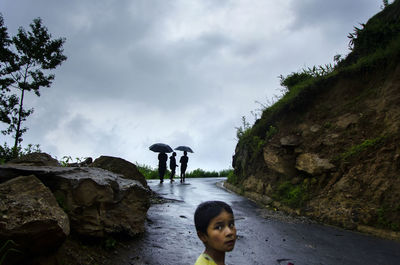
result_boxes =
[194,201,237,265]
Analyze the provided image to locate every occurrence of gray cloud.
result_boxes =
[0,0,382,171]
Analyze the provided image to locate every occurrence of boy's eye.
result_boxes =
[215,225,223,230]
[229,222,235,228]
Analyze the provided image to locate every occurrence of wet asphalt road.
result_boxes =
[111,177,400,265]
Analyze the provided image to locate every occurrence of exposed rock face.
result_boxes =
[295,153,335,175]
[7,152,60,166]
[0,175,69,255]
[231,3,400,238]
[263,146,296,176]
[0,165,151,238]
[90,155,148,187]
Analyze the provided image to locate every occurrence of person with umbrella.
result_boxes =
[158,152,168,183]
[179,151,189,183]
[149,143,173,183]
[169,152,178,182]
[175,146,193,183]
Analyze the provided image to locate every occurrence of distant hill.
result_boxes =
[230,0,400,240]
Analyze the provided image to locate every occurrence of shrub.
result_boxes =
[0,143,41,164]
[273,181,308,208]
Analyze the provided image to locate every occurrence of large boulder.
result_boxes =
[0,175,69,256]
[0,165,151,238]
[6,152,60,167]
[296,153,335,175]
[90,156,148,187]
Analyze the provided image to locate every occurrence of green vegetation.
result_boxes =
[239,1,400,142]
[336,136,386,161]
[136,163,233,180]
[59,156,88,167]
[272,181,309,208]
[0,14,67,158]
[136,163,162,179]
[0,143,41,164]
[226,170,238,185]
[377,205,400,231]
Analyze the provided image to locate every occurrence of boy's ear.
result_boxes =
[197,231,208,244]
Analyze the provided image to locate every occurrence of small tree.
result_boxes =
[0,14,67,156]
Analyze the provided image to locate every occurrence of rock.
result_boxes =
[90,156,148,187]
[310,125,321,133]
[7,152,60,166]
[0,175,69,256]
[322,133,340,146]
[263,146,296,176]
[0,165,151,238]
[336,113,359,129]
[242,175,265,194]
[280,135,301,147]
[296,153,335,175]
[67,157,93,167]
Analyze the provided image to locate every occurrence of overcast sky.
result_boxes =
[0,0,384,172]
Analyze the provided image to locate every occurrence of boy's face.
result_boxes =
[199,209,237,253]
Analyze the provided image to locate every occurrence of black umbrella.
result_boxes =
[175,146,194,153]
[149,143,173,153]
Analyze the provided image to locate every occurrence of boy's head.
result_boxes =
[194,201,236,253]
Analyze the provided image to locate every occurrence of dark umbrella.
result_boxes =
[149,143,173,153]
[175,146,194,153]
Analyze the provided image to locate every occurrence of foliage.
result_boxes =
[0,14,67,156]
[235,116,251,140]
[273,181,309,208]
[336,136,386,161]
[265,125,278,140]
[136,163,232,180]
[377,206,400,231]
[136,163,162,180]
[382,0,389,8]
[0,142,41,164]
[59,156,87,167]
[226,170,239,185]
[344,0,400,65]
[236,0,400,162]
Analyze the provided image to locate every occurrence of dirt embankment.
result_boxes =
[232,2,400,240]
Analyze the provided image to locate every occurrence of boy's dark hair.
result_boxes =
[194,201,233,235]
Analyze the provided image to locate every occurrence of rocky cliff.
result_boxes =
[231,1,400,239]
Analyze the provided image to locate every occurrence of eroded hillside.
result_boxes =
[231,1,400,239]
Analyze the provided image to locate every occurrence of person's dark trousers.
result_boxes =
[170,169,176,180]
[159,167,166,183]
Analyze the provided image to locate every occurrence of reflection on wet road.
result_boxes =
[113,178,400,265]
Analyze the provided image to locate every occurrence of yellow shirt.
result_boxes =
[194,253,217,265]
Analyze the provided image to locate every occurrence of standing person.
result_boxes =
[179,151,189,183]
[158,152,168,183]
[194,201,237,265]
[169,152,178,182]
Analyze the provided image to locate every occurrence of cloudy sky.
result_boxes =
[0,0,384,172]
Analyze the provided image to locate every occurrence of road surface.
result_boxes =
[110,177,400,265]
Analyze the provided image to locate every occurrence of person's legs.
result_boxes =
[170,169,175,181]
[181,166,187,182]
[159,167,166,183]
